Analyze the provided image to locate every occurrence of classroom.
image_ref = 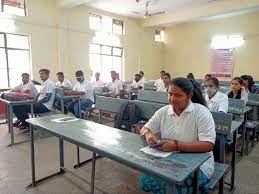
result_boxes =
[0,0,259,194]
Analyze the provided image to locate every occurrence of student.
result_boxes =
[226,77,248,103]
[116,72,120,80]
[131,74,144,90]
[202,74,212,90]
[156,73,171,92]
[107,70,123,96]
[55,72,73,89]
[139,71,146,82]
[65,70,94,118]
[204,77,228,113]
[92,72,104,88]
[140,77,215,194]
[12,73,38,99]
[154,70,165,88]
[13,69,55,130]
[240,75,259,94]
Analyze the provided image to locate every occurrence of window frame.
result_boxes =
[0,32,31,88]
[1,0,27,16]
[89,43,123,81]
[89,13,124,35]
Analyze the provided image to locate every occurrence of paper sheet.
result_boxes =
[51,117,79,123]
[140,146,173,158]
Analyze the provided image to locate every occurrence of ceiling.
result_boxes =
[59,0,259,27]
[60,0,224,18]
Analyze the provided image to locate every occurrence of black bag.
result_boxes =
[114,102,141,130]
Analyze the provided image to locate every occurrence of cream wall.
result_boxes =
[164,11,259,80]
[58,6,164,82]
[0,0,164,85]
[0,0,59,82]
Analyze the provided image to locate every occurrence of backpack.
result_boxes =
[0,91,34,101]
[114,102,141,130]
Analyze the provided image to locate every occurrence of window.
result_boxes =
[89,43,123,82]
[1,0,26,16]
[89,13,123,35]
[154,30,165,42]
[0,32,31,88]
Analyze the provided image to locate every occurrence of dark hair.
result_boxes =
[139,71,144,75]
[160,70,165,74]
[75,70,84,77]
[206,77,219,87]
[205,74,212,78]
[163,73,171,80]
[170,77,206,107]
[187,73,195,80]
[21,73,29,77]
[240,75,255,92]
[232,77,243,85]
[110,70,116,74]
[134,74,141,78]
[228,77,243,99]
[39,69,50,75]
[56,72,64,77]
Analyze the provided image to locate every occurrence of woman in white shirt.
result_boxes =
[204,77,228,113]
[226,77,248,103]
[140,77,215,194]
[156,73,171,92]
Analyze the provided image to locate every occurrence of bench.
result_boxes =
[246,121,259,152]
[137,90,168,104]
[208,162,230,193]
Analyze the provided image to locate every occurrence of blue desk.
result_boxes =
[26,114,210,194]
[228,106,252,156]
[0,98,34,146]
[55,95,81,114]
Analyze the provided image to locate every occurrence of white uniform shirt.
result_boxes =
[13,81,38,98]
[131,79,144,89]
[55,79,72,89]
[144,102,216,178]
[154,78,164,88]
[37,79,55,110]
[92,80,104,88]
[205,91,228,113]
[73,80,94,102]
[226,88,248,103]
[156,84,168,92]
[107,79,123,94]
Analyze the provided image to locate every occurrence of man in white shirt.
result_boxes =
[154,70,165,88]
[65,70,94,118]
[13,69,56,130]
[55,72,73,89]
[131,74,144,90]
[139,71,146,82]
[107,70,123,97]
[92,72,104,88]
[12,73,38,99]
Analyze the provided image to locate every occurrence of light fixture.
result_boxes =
[211,35,245,49]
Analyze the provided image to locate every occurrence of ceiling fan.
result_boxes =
[132,0,165,18]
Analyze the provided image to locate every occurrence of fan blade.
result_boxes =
[149,11,165,16]
[131,11,140,14]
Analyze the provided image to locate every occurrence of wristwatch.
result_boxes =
[141,128,149,137]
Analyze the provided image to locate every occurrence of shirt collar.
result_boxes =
[206,91,219,102]
[168,100,194,116]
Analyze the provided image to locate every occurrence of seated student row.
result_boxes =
[11,69,127,130]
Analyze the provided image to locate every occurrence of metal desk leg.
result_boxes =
[30,124,36,187]
[77,145,80,167]
[219,134,225,163]
[166,182,176,194]
[99,111,102,124]
[240,123,246,157]
[59,138,64,168]
[91,152,96,194]
[231,130,237,190]
[9,104,14,146]
[60,99,64,114]
[193,169,200,194]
